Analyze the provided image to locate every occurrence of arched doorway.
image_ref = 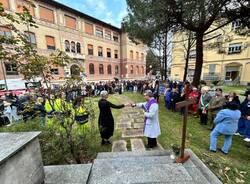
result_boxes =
[70,64,81,76]
[225,62,242,81]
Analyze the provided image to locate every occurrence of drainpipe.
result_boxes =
[1,61,8,91]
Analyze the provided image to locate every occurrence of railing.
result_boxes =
[202,73,220,81]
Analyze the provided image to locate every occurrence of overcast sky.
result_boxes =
[56,0,128,28]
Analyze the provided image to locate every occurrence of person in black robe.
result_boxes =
[98,90,127,145]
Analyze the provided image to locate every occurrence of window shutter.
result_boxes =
[39,6,54,23]
[46,36,55,46]
[0,0,10,9]
[88,44,93,49]
[16,0,35,16]
[65,15,76,29]
[85,22,93,34]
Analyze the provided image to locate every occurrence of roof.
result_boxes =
[39,0,121,32]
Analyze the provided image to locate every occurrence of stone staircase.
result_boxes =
[0,132,222,184]
[87,149,222,184]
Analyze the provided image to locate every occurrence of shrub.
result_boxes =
[200,80,207,85]
[212,80,219,86]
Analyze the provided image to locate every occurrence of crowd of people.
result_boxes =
[0,79,250,154]
[162,81,250,154]
[0,80,153,127]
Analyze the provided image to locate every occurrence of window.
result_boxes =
[85,22,93,35]
[130,65,134,74]
[113,32,119,42]
[209,64,216,75]
[65,15,76,29]
[136,65,139,74]
[115,65,119,74]
[16,0,35,16]
[99,64,104,74]
[107,65,112,74]
[88,44,93,55]
[114,50,118,59]
[189,50,196,59]
[105,30,111,40]
[141,53,144,61]
[65,40,70,52]
[25,31,36,45]
[136,52,139,60]
[228,43,242,54]
[141,66,144,74]
[5,63,18,75]
[45,36,55,50]
[0,0,10,9]
[232,20,241,30]
[89,63,95,74]
[50,68,59,75]
[0,26,11,37]
[76,42,81,53]
[98,46,103,57]
[39,6,54,23]
[107,48,111,58]
[130,50,133,59]
[96,26,103,37]
[71,41,76,53]
[187,69,195,78]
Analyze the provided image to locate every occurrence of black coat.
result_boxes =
[98,99,124,139]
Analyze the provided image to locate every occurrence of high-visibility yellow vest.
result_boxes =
[75,106,86,116]
[54,98,62,112]
[45,100,53,113]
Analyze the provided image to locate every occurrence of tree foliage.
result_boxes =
[0,2,96,164]
[146,49,161,75]
[124,0,250,86]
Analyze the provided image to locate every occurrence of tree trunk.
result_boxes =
[164,31,168,80]
[192,32,204,87]
[183,34,192,82]
[183,55,189,82]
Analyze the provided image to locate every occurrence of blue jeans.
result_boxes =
[238,119,250,138]
[238,118,246,135]
[210,128,233,154]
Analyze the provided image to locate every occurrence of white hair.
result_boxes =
[100,90,108,98]
[144,90,153,97]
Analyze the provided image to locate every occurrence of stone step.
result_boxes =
[122,129,144,138]
[94,155,174,166]
[133,123,144,129]
[184,149,222,184]
[112,140,127,152]
[44,164,92,184]
[130,138,145,151]
[116,122,132,129]
[146,142,164,151]
[88,163,193,184]
[184,166,210,184]
[96,150,171,159]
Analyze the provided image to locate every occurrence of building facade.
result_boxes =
[0,0,147,84]
[171,22,250,86]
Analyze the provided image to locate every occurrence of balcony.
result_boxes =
[203,73,220,81]
[66,52,85,60]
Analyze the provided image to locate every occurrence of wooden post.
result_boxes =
[175,98,196,163]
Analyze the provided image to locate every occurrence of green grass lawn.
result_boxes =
[124,92,250,184]
[220,85,247,95]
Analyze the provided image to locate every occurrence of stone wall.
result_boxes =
[0,133,44,184]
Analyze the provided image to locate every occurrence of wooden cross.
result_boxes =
[175,98,197,163]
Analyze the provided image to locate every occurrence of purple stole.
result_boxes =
[144,98,158,132]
